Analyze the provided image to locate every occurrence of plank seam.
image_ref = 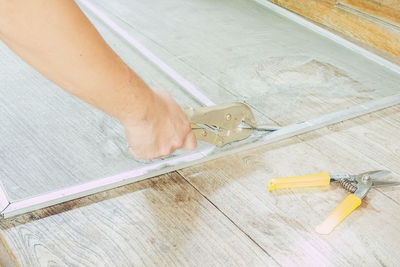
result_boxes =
[295,133,400,207]
[3,0,400,219]
[175,171,282,266]
[1,147,216,218]
[378,189,400,206]
[335,3,400,30]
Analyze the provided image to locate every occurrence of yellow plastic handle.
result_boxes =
[316,194,362,235]
[268,172,331,191]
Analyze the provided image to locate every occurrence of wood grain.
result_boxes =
[0,234,19,267]
[91,0,400,127]
[0,172,276,266]
[179,104,400,266]
[300,105,400,203]
[1,0,400,265]
[268,0,400,58]
[0,20,202,202]
[341,0,400,26]
[4,0,400,206]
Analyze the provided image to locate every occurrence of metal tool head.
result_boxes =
[356,170,391,181]
[352,170,395,199]
[331,170,391,182]
[365,170,400,188]
[333,170,397,199]
[185,103,260,146]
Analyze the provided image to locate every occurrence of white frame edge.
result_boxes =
[253,0,400,75]
[0,182,10,217]
[2,148,215,218]
[2,0,400,219]
[2,93,400,218]
[78,0,215,107]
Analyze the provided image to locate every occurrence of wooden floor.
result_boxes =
[2,0,400,204]
[1,103,400,266]
[1,0,400,266]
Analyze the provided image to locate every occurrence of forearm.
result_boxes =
[0,0,151,122]
[0,0,196,159]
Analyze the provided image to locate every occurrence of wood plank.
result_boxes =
[0,234,19,267]
[4,0,400,212]
[1,1,399,264]
[301,105,400,203]
[91,0,400,127]
[179,104,400,266]
[0,172,276,266]
[267,0,400,58]
[0,17,203,203]
[340,0,400,26]
[4,94,399,219]
[2,0,400,218]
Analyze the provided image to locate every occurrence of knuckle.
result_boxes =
[169,146,176,154]
[183,122,192,133]
[188,141,197,150]
[184,134,197,151]
[174,138,184,148]
[161,147,174,158]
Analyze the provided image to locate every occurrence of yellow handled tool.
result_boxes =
[268,172,331,191]
[268,170,397,234]
[315,194,361,234]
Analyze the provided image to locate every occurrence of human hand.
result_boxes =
[0,0,196,160]
[122,88,197,159]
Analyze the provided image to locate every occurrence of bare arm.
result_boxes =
[0,0,196,159]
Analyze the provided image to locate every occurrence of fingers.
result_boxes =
[127,129,197,160]
[124,88,198,160]
[129,146,167,160]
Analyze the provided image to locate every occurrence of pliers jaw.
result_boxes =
[185,102,258,147]
[332,170,392,198]
[268,170,397,234]
[353,174,373,199]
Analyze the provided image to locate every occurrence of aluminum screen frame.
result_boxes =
[1,0,400,219]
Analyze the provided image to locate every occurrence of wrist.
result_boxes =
[115,71,154,125]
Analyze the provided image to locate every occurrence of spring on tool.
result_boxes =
[340,178,357,193]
